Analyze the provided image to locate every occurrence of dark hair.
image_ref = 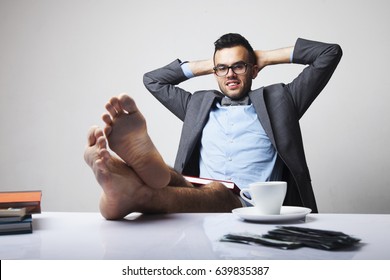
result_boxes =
[214,33,256,64]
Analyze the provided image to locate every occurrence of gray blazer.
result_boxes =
[143,38,342,213]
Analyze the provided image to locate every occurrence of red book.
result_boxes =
[183,176,240,195]
[0,191,42,214]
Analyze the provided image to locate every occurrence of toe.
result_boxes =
[96,135,107,150]
[94,127,104,139]
[102,113,112,126]
[103,125,112,137]
[87,125,100,146]
[119,94,138,114]
[105,103,118,119]
[110,97,123,114]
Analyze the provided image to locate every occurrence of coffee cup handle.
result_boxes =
[239,189,254,205]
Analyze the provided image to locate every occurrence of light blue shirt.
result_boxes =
[199,102,284,190]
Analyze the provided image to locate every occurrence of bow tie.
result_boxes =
[220,96,250,106]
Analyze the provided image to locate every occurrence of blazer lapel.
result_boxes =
[175,92,221,172]
[249,89,276,148]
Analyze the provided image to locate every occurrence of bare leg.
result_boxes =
[102,94,170,189]
[84,126,155,219]
[84,125,241,217]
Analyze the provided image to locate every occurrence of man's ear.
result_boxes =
[252,65,259,79]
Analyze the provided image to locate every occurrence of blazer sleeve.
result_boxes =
[287,38,343,118]
[143,60,193,121]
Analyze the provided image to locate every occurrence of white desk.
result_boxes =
[0,212,389,260]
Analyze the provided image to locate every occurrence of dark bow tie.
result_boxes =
[220,96,250,106]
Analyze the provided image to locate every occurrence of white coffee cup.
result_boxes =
[240,181,287,215]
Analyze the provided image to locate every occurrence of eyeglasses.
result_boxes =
[213,62,252,77]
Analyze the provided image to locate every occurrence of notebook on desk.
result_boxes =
[184,176,240,195]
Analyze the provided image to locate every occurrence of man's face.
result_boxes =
[214,46,258,100]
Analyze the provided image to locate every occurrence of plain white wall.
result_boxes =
[0,0,389,214]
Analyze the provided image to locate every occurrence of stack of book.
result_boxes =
[0,191,42,235]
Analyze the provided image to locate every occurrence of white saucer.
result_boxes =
[232,206,312,222]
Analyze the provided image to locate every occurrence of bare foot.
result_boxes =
[102,94,170,189]
[84,126,154,219]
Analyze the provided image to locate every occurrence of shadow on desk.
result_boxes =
[99,212,218,259]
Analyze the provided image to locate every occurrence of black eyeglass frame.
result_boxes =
[213,62,253,77]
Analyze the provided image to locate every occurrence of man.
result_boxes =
[84,34,342,219]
